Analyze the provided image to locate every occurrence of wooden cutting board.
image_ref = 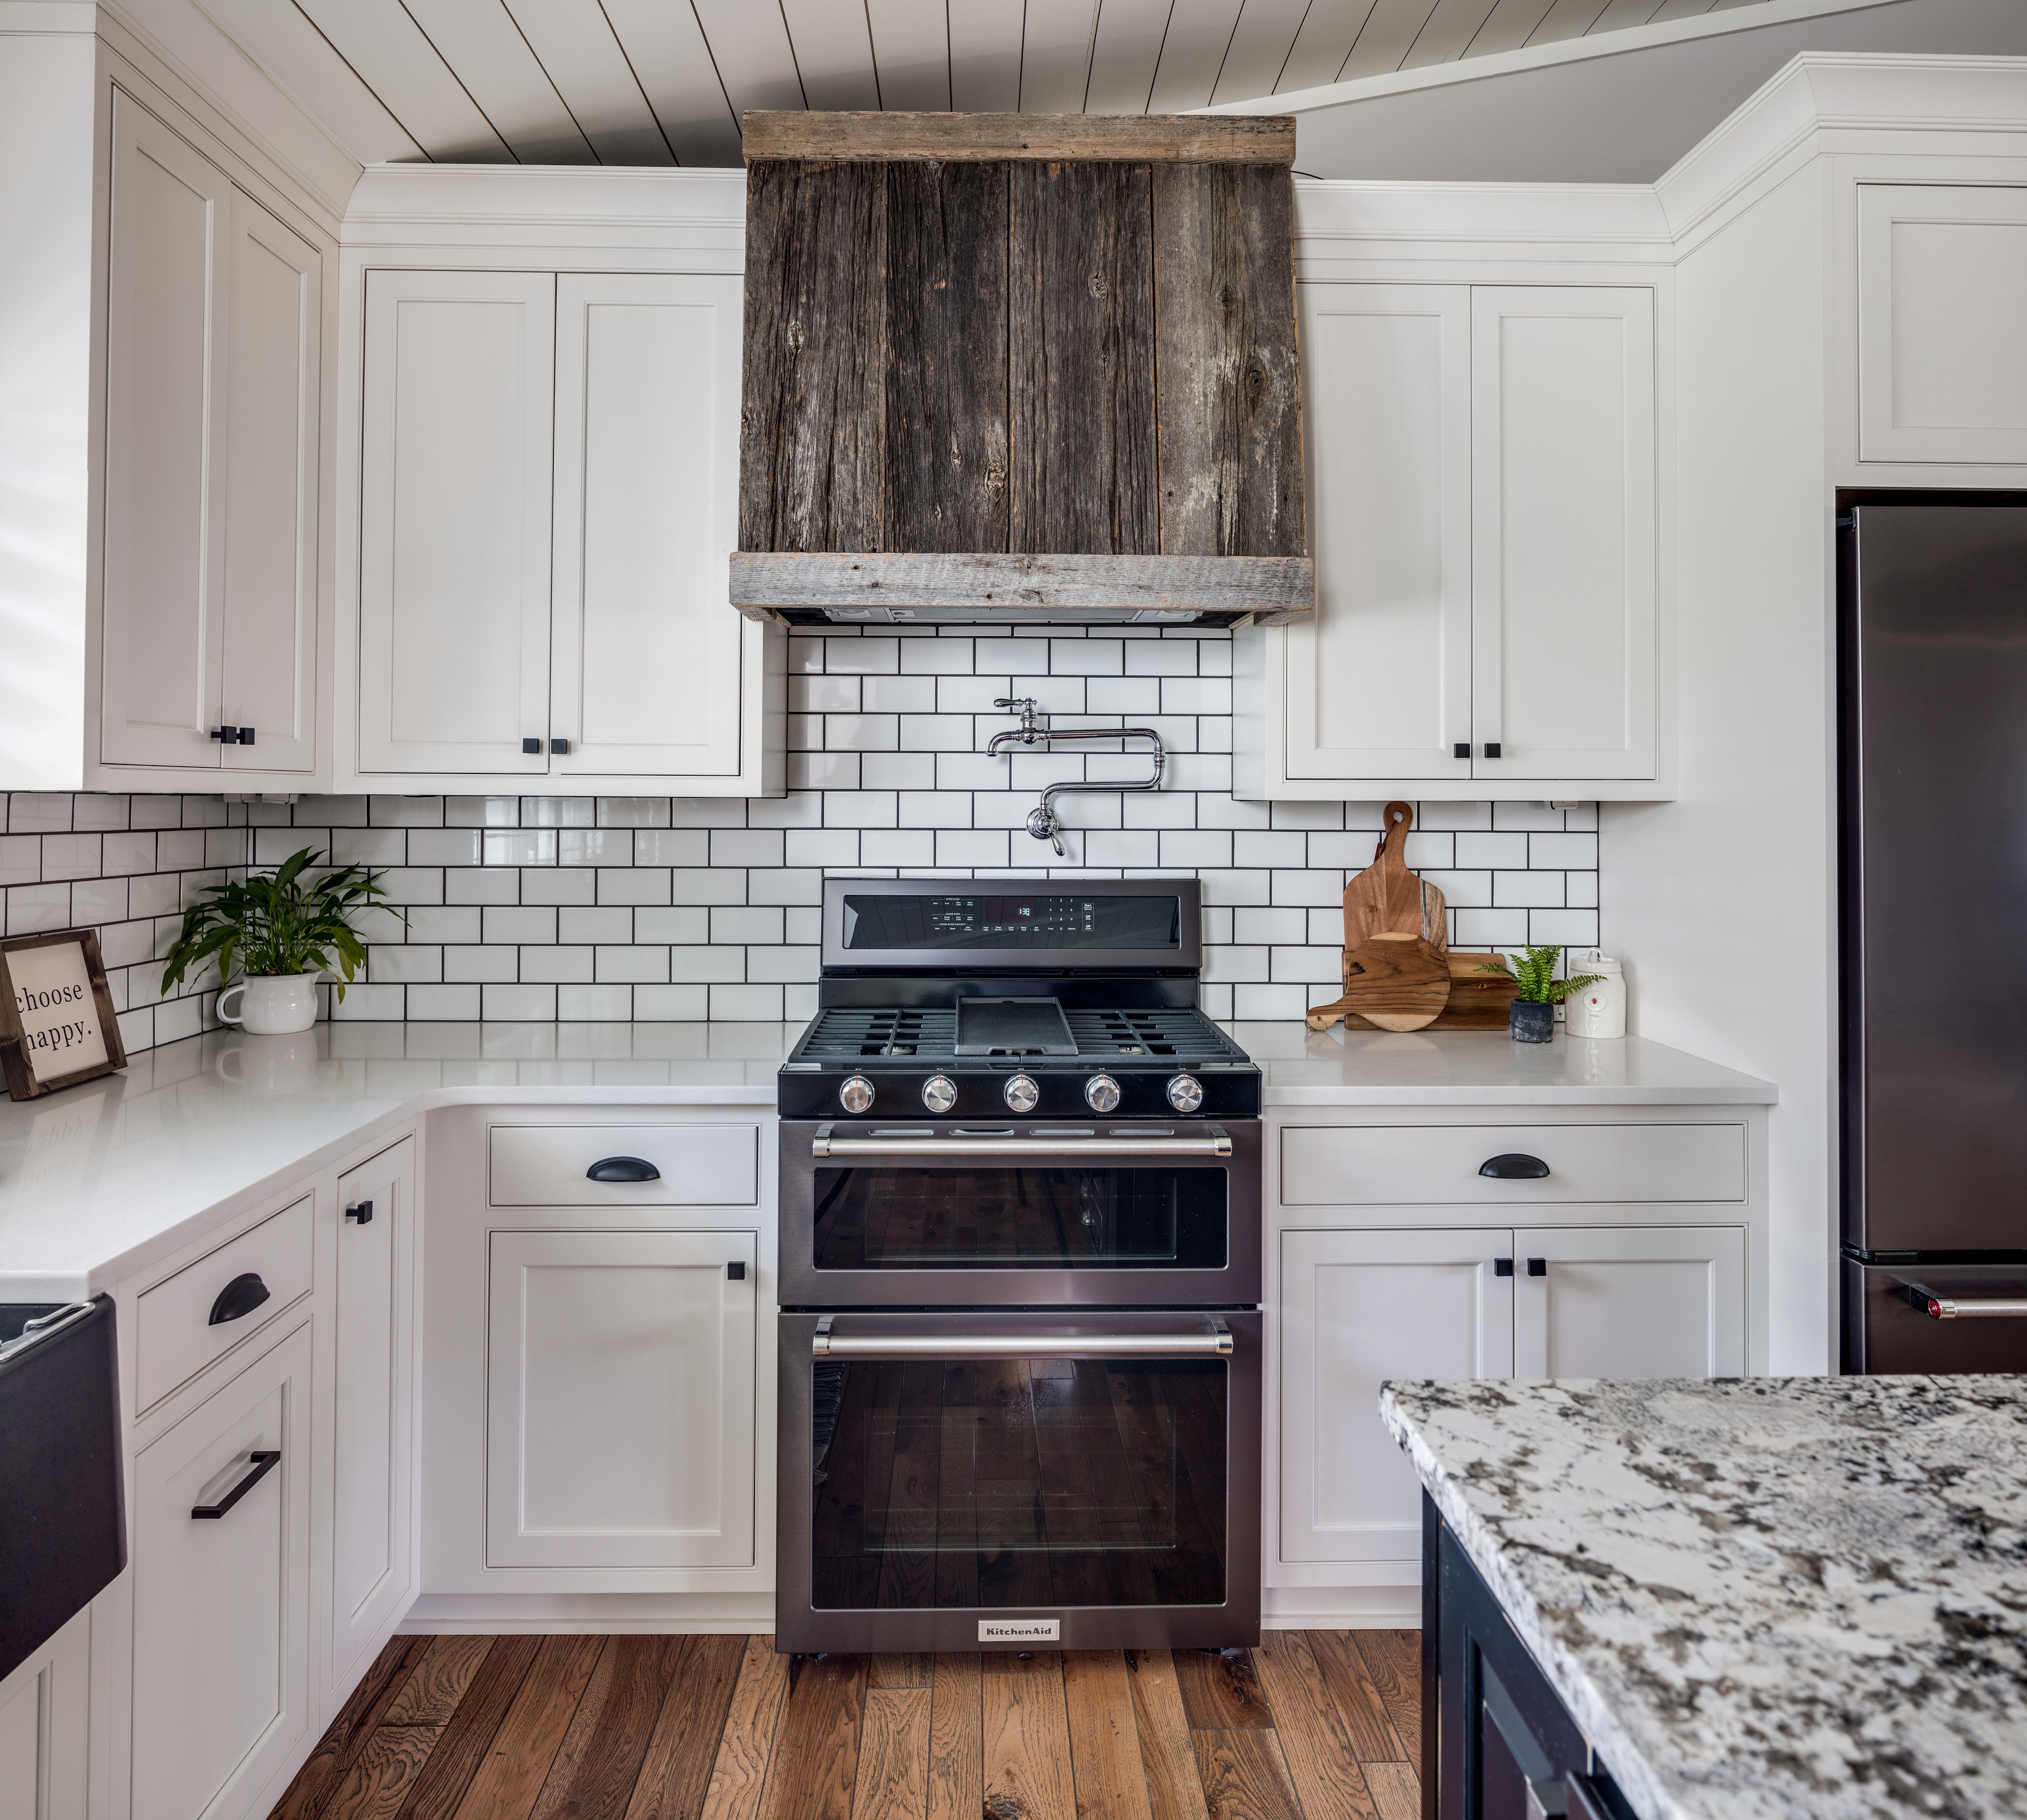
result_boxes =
[1329,932,1449,1031]
[1345,802,1446,952]
[1308,950,1513,1032]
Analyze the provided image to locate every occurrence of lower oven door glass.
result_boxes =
[810,1342,1227,1611]
[812,1165,1227,1272]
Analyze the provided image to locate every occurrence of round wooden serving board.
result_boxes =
[1333,932,1449,1031]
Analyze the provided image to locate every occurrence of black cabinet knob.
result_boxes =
[344,1200,373,1225]
[1479,1153,1550,1179]
[1493,1258,1513,1277]
[1453,742,1470,759]
[1483,741,1501,758]
[550,737,570,754]
[210,725,238,744]
[208,1272,271,1325]
[237,726,256,745]
[522,737,542,754]
[727,1260,746,1281]
[1527,1258,1547,1277]
[586,1156,660,1183]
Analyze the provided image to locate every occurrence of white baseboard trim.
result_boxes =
[1263,1585,1422,1629]
[400,1591,775,1633]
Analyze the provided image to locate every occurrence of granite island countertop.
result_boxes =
[1382,1375,2027,1820]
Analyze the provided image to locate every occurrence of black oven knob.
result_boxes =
[1003,1074,1039,1113]
[1083,1074,1121,1114]
[921,1074,958,1114]
[838,1074,874,1114]
[1166,1074,1204,1112]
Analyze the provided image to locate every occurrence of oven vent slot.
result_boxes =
[800,1008,959,1058]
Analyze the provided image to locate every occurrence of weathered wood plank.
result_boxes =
[753,1652,866,1820]
[1061,1652,1155,1820]
[884,162,1010,554]
[1191,1727,1307,1820]
[869,1654,936,1690]
[1009,161,1159,557]
[528,1635,687,1820]
[269,1636,428,1820]
[1122,1652,1209,1820]
[1306,1630,1409,1765]
[399,1635,544,1820]
[981,1656,1077,1820]
[849,1687,930,1820]
[926,1653,983,1820]
[622,1634,748,1820]
[1152,163,1303,560]
[1175,1649,1275,1730]
[1363,1760,1421,1820]
[1249,1634,1383,1820]
[447,1634,604,1820]
[727,551,1313,618]
[739,160,886,555]
[698,1636,793,1820]
[1349,1629,1422,1753]
[742,113,1295,166]
[381,1636,495,1729]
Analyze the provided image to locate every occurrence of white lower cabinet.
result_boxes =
[0,1608,89,1820]
[1279,1223,1745,1567]
[330,1139,414,1685]
[130,1322,312,1820]
[485,1228,758,1569]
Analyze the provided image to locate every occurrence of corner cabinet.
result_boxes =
[344,215,783,794]
[96,90,324,782]
[1236,280,1667,801]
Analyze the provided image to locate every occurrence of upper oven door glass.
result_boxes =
[812,1161,1227,1273]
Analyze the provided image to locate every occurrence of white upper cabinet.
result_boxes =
[1858,184,2027,464]
[100,92,320,776]
[1282,285,1472,784]
[1238,279,1663,799]
[1470,287,1657,784]
[357,269,556,776]
[551,272,746,777]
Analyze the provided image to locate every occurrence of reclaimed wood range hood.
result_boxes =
[729,110,1312,629]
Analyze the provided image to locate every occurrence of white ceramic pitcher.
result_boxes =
[216,971,322,1035]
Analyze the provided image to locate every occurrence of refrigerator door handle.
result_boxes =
[1899,1281,2027,1320]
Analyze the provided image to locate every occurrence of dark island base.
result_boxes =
[1422,1492,1637,1820]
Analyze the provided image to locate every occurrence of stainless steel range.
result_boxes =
[775,877,1261,1655]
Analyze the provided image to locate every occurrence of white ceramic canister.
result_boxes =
[1564,950,1626,1039]
[216,971,323,1035]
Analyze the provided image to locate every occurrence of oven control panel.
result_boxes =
[777,1065,1260,1121]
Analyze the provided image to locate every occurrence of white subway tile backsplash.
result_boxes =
[3,632,1600,1057]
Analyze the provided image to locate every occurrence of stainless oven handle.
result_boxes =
[811,1129,1232,1159]
[812,1318,1233,1360]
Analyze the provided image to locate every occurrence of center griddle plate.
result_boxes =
[952,996,1077,1056]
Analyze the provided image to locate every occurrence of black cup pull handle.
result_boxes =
[1479,1153,1550,1180]
[208,1272,272,1325]
[586,1156,661,1183]
[191,1450,280,1519]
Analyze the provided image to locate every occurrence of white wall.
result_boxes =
[1603,164,1836,1375]
[0,26,95,789]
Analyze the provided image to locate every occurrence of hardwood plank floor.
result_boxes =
[270,1633,1422,1820]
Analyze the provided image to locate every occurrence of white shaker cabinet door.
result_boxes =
[486,1228,757,1569]
[131,1323,311,1820]
[331,1138,414,1685]
[1470,286,1657,782]
[358,270,555,774]
[0,1608,88,1820]
[1858,185,2027,464]
[218,191,320,773]
[1283,285,1473,784]
[550,274,745,777]
[100,91,230,770]
[1279,1228,1512,1565]
[1512,1226,1745,1379]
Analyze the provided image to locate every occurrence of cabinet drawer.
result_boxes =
[135,1196,314,1410]
[1279,1123,1745,1206]
[488,1124,759,1207]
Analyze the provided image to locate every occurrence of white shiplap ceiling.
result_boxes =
[185,0,1791,168]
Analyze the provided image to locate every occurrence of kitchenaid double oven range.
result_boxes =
[775,878,1262,1654]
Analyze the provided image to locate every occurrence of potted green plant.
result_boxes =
[160,848,400,1036]
[1477,946,1605,1045]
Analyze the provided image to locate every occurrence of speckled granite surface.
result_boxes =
[1381,1376,2027,1820]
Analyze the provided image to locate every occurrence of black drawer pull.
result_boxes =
[1493,1258,1513,1277]
[727,1260,746,1281]
[191,1450,280,1519]
[1479,1153,1550,1180]
[1528,1258,1547,1277]
[208,1272,271,1326]
[345,1200,373,1225]
[587,1156,661,1183]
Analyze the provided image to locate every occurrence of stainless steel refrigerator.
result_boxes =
[1841,500,2027,1371]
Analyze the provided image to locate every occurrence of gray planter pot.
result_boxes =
[1510,1000,1555,1044]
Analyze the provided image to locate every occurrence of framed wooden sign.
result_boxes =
[0,929,127,1100]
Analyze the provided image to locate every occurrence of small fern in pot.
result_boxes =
[160,848,400,1035]
[1477,946,1605,1045]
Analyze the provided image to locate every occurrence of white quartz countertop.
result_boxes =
[0,1019,1772,1302]
[1382,1376,2027,1820]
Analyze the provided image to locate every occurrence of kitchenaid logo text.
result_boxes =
[979,1620,1060,1642]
